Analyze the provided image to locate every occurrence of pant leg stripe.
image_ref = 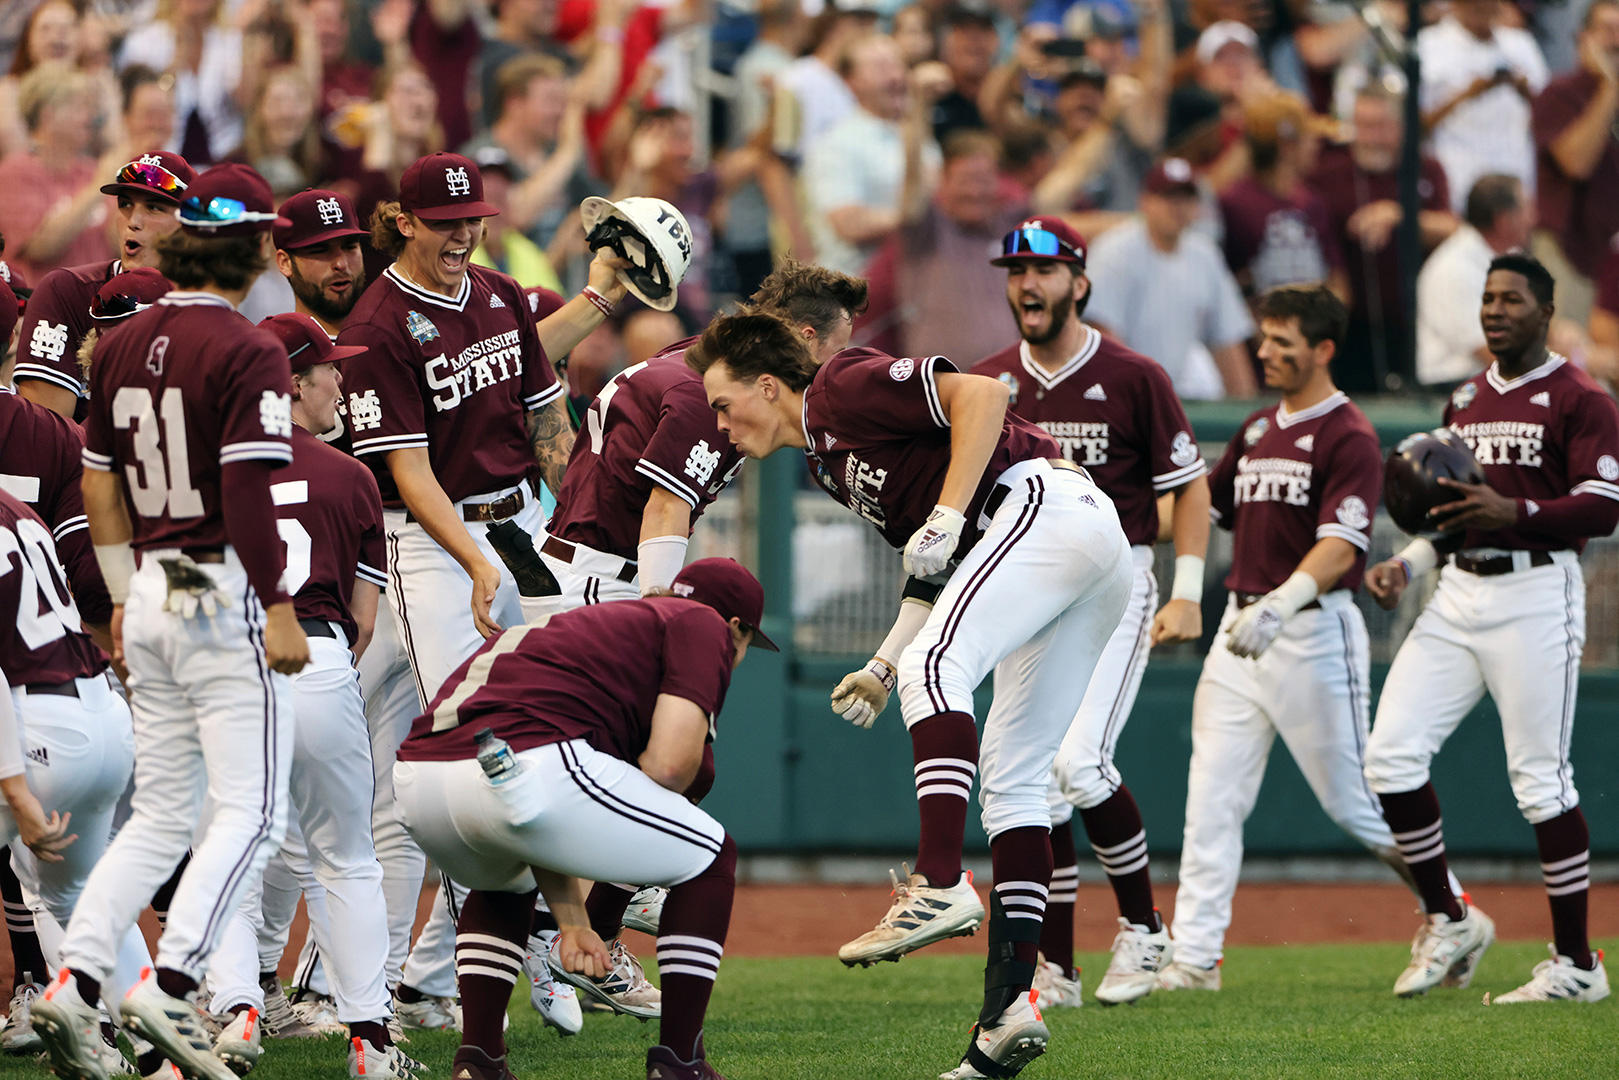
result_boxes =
[1334,609,1382,813]
[560,742,720,851]
[388,531,430,713]
[558,744,721,856]
[441,873,461,921]
[1557,566,1578,812]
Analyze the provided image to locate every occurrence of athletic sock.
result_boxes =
[394,984,425,1004]
[70,970,101,1009]
[348,1019,391,1048]
[530,906,559,936]
[453,888,535,1059]
[155,969,198,1000]
[0,854,45,991]
[656,834,736,1062]
[1078,786,1158,931]
[909,711,979,887]
[1533,808,1594,969]
[585,883,637,941]
[1041,823,1078,979]
[1378,785,1464,921]
[981,826,1052,1024]
[151,853,190,933]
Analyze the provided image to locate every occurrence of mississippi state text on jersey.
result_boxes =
[13,260,121,397]
[0,490,107,686]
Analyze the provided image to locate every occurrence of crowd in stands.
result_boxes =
[3,0,1619,401]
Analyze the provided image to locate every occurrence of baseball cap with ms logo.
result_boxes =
[670,558,780,651]
[275,188,368,251]
[399,152,501,221]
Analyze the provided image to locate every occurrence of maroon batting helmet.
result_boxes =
[1383,428,1484,555]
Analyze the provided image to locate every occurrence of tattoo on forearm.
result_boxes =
[528,399,576,494]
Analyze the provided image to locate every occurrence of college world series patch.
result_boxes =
[406,310,440,345]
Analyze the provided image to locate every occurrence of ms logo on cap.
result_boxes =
[139,154,163,166]
[446,167,471,197]
[317,198,345,225]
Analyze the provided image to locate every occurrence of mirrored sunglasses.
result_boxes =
[179,196,282,230]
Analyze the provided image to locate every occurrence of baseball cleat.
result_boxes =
[938,990,1049,1080]
[622,887,668,935]
[1094,917,1173,1005]
[1031,956,1083,1010]
[838,866,985,967]
[451,1045,519,1080]
[646,1044,727,1079]
[1393,903,1495,997]
[291,994,347,1035]
[547,936,661,1020]
[524,932,583,1036]
[31,968,112,1080]
[118,970,237,1080]
[210,1010,259,1076]
[1491,946,1609,1004]
[1154,959,1221,991]
[254,977,318,1039]
[5,973,46,1051]
[348,1037,426,1078]
[388,993,457,1033]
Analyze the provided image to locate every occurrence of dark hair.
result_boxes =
[1487,253,1556,305]
[748,258,868,340]
[156,231,268,292]
[1464,173,1521,233]
[119,64,168,113]
[998,118,1054,172]
[10,0,81,79]
[370,200,408,258]
[493,52,565,117]
[1248,137,1280,173]
[1256,284,1347,349]
[942,129,1000,166]
[632,105,689,133]
[687,311,819,391]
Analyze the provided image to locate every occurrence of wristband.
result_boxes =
[582,286,614,317]
[636,534,689,594]
[94,543,136,605]
[1169,554,1204,604]
[1393,536,1439,579]
[1266,570,1320,619]
[867,658,898,693]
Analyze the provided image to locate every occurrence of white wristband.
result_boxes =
[1169,554,1204,603]
[636,534,689,595]
[1393,537,1439,580]
[94,542,136,605]
[1267,570,1320,619]
[875,597,933,670]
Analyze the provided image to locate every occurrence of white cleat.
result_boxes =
[838,866,985,966]
[1491,946,1609,1004]
[622,887,667,935]
[30,968,111,1080]
[388,993,458,1033]
[5,974,45,1052]
[211,1009,260,1076]
[289,994,347,1036]
[1094,918,1173,1005]
[1393,904,1495,997]
[938,991,1049,1080]
[347,1037,426,1078]
[1031,957,1082,1010]
[547,936,661,1020]
[1154,959,1221,991]
[525,932,583,1036]
[118,970,237,1080]
[254,977,319,1039]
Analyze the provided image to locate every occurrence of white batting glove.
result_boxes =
[830,660,897,729]
[156,556,231,620]
[903,505,965,578]
[1225,601,1283,658]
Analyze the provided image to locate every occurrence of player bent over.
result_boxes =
[691,313,1132,1079]
[1364,255,1618,1002]
[393,558,772,1080]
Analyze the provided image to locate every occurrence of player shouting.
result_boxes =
[690,313,1132,1080]
[1364,255,1619,1003]
[974,214,1210,1006]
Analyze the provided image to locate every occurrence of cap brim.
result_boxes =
[411,202,500,220]
[990,252,1085,267]
[100,183,184,205]
[1146,183,1199,197]
[278,225,368,250]
[747,625,780,652]
[326,343,369,362]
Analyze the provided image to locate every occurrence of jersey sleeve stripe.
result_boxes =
[634,460,702,508]
[920,359,949,428]
[1571,479,1619,502]
[52,515,88,541]
[351,433,431,456]
[11,364,84,394]
[1315,523,1370,549]
[1151,461,1208,491]
[357,563,389,587]
[81,448,114,472]
[523,384,565,410]
[219,441,295,465]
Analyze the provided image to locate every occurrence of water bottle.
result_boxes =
[473,728,545,826]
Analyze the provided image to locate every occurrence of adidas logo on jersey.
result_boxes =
[1531,391,1550,407]
[1084,384,1106,401]
[1294,435,1314,451]
[825,434,837,449]
[489,293,506,309]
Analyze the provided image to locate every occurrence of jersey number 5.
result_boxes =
[0,518,82,649]
[270,481,313,594]
[584,361,649,455]
[112,387,206,519]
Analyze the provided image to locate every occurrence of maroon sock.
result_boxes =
[1077,787,1158,931]
[585,882,636,941]
[0,854,45,988]
[910,711,979,887]
[155,968,198,1000]
[1040,822,1078,978]
[349,1019,391,1047]
[1534,808,1593,969]
[530,905,559,936]
[1379,785,1463,921]
[981,827,1051,1023]
[453,888,536,1059]
[71,970,101,1008]
[151,853,190,933]
[656,835,736,1062]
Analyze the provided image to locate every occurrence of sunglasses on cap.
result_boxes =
[179,196,282,230]
[115,160,188,197]
[1000,226,1077,261]
[90,293,154,321]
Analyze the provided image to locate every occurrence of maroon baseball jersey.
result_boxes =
[81,293,295,551]
[548,343,746,559]
[0,259,24,290]
[337,265,562,503]
[13,259,121,398]
[396,596,733,764]
[0,392,111,625]
[973,327,1207,546]
[0,491,107,687]
[1442,355,1619,553]
[274,427,387,644]
[1208,392,1382,595]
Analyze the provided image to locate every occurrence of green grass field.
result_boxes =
[1,942,1612,1080]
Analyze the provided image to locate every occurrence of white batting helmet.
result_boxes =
[580,196,693,313]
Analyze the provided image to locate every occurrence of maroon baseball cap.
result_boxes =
[399,152,500,221]
[1143,157,1200,197]
[0,277,17,349]
[90,268,171,321]
[991,215,1088,267]
[178,164,291,237]
[670,558,779,652]
[259,312,368,370]
[100,151,197,206]
[276,189,367,251]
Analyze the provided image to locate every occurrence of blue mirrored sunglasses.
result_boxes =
[1000,226,1074,260]
[178,196,282,229]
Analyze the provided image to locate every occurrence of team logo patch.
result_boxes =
[997,372,1019,404]
[528,292,540,313]
[445,166,471,196]
[889,358,915,381]
[349,389,383,431]
[138,153,163,167]
[1599,455,1619,481]
[1451,382,1477,410]
[405,310,440,345]
[1243,417,1270,446]
[1084,383,1106,401]
[1170,431,1198,467]
[684,440,721,485]
[1335,495,1370,531]
[29,321,68,363]
[1525,499,1540,515]
[316,197,345,225]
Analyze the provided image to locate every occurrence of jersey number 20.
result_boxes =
[0,518,82,650]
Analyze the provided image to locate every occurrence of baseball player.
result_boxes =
[1363,254,1619,1003]
[30,163,310,1080]
[1157,285,1438,992]
[692,312,1132,1080]
[392,557,773,1080]
[14,151,197,421]
[973,215,1210,1007]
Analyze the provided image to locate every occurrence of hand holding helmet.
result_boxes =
[580,196,694,313]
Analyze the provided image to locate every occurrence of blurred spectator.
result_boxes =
[930,4,997,142]
[120,64,177,154]
[1531,0,1619,326]
[311,0,376,124]
[611,106,720,319]
[1416,174,1531,386]
[371,0,480,152]
[2,0,81,159]
[803,34,941,275]
[228,64,320,199]
[1417,0,1546,216]
[0,65,118,283]
[118,0,245,165]
[1087,156,1255,399]
[1310,85,1454,393]
[1321,0,1411,120]
[1587,244,1619,390]
[997,116,1057,203]
[477,0,574,128]
[358,60,442,186]
[893,5,936,67]
[728,0,811,289]
[778,0,879,161]
[622,308,685,364]
[469,149,564,290]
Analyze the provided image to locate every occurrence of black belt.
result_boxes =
[1453,550,1556,576]
[406,487,524,524]
[1237,592,1320,612]
[139,547,223,566]
[298,618,337,638]
[540,536,637,583]
[982,459,1089,518]
[24,679,79,698]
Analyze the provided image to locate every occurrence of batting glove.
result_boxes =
[156,556,231,620]
[831,660,897,729]
[903,505,965,578]
[1225,602,1283,658]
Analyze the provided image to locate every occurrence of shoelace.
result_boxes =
[1108,928,1163,972]
[874,865,924,930]
[607,941,654,994]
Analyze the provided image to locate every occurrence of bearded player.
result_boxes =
[973,215,1208,1007]
[1363,255,1619,1003]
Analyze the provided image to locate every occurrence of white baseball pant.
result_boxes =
[1365,554,1584,823]
[58,548,294,983]
[530,540,641,619]
[897,458,1133,840]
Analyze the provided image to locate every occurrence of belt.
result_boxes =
[541,536,637,583]
[982,458,1090,519]
[23,679,79,698]
[406,487,525,525]
[1453,550,1556,576]
[1236,592,1320,612]
[298,618,337,639]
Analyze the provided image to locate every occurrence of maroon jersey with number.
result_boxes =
[0,392,110,624]
[973,327,1207,546]
[802,348,1060,554]
[273,427,387,644]
[1209,392,1381,595]
[548,343,746,559]
[338,265,562,503]
[0,491,106,686]
[1442,355,1619,553]
[81,293,295,551]
[396,597,733,764]
[13,259,121,399]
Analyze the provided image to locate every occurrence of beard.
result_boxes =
[290,263,365,325]
[1011,293,1074,346]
